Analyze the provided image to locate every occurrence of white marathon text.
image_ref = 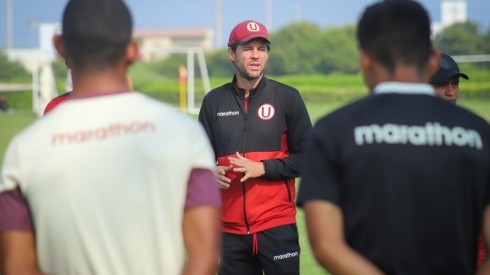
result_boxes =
[51,121,156,145]
[354,122,483,149]
[273,252,299,261]
[217,111,240,117]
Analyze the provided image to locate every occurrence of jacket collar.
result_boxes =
[231,75,267,98]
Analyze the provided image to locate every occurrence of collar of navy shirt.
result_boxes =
[373,82,436,96]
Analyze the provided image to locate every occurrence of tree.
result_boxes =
[0,51,30,81]
[319,25,359,74]
[206,49,234,78]
[483,28,490,54]
[268,22,324,75]
[433,21,483,55]
[146,54,188,78]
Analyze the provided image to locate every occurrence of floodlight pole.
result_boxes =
[6,0,13,49]
[265,0,272,31]
[215,0,222,48]
[295,1,302,22]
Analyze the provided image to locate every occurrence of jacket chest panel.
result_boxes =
[212,97,286,155]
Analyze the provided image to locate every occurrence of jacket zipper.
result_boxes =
[243,95,251,234]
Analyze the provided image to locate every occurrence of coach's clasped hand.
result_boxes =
[229,152,266,182]
[216,165,232,189]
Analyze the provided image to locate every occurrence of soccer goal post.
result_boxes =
[452,54,490,63]
[141,46,211,114]
[32,62,58,116]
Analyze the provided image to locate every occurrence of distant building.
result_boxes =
[4,25,213,68]
[2,25,214,114]
[432,0,467,34]
[133,28,214,62]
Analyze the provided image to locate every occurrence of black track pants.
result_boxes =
[219,224,300,275]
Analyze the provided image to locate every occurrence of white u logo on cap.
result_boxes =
[247,22,260,32]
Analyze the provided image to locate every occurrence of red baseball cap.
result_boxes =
[228,20,270,47]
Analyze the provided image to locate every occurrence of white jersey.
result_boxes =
[0,92,219,274]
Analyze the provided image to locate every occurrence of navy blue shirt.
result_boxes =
[297,82,490,275]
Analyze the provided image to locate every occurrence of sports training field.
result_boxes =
[0,99,489,274]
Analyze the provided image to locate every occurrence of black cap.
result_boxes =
[429,53,469,85]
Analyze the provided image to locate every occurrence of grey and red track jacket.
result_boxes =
[198,76,312,235]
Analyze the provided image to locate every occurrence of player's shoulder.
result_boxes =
[201,83,236,107]
[125,92,204,136]
[8,112,53,148]
[43,92,72,115]
[317,96,368,124]
[451,104,490,132]
[133,92,188,115]
[206,82,233,96]
[452,103,487,120]
[126,91,179,112]
[265,77,299,94]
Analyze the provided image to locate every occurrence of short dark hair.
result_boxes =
[61,0,133,70]
[356,0,433,72]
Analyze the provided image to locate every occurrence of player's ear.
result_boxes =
[53,34,66,60]
[53,34,71,69]
[228,47,236,62]
[426,49,441,81]
[359,50,373,76]
[359,50,378,91]
[125,40,139,66]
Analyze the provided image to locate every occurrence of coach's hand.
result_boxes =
[216,165,233,189]
[229,152,266,182]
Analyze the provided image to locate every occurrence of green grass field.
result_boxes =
[0,98,489,274]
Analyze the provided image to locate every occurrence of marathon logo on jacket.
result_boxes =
[217,111,240,117]
[354,122,483,149]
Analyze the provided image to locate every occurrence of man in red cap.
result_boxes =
[199,20,312,275]
[0,0,221,274]
[429,53,469,104]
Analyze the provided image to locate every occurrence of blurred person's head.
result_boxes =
[429,53,469,104]
[54,0,136,72]
[356,0,439,89]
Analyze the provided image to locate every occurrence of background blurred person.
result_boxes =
[297,1,490,274]
[0,0,221,274]
[429,52,469,104]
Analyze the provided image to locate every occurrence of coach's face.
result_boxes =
[229,39,269,81]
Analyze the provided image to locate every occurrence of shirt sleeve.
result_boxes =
[184,122,221,209]
[0,187,34,231]
[0,132,34,231]
[263,89,313,180]
[296,120,341,207]
[198,95,217,159]
[185,168,221,208]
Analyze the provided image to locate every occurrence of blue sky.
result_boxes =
[0,0,489,49]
